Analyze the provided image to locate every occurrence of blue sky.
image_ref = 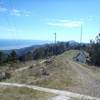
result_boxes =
[0,0,100,43]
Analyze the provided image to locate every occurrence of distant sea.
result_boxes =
[0,40,51,50]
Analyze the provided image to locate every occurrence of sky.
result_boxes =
[0,0,100,43]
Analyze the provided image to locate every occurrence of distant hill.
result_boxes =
[67,40,79,47]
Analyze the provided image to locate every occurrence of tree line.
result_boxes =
[1,38,100,67]
[0,42,72,65]
[86,33,100,66]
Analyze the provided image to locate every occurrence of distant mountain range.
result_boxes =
[0,39,52,50]
[0,40,80,56]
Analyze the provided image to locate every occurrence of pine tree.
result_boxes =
[25,51,33,61]
[0,51,4,64]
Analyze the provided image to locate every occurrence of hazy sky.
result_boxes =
[0,0,100,42]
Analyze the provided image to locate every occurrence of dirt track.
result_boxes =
[66,59,100,97]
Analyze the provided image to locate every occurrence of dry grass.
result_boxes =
[4,50,79,90]
[0,86,54,100]
[2,50,100,98]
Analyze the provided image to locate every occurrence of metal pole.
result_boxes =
[80,25,82,44]
[54,32,56,44]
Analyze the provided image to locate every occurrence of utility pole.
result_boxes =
[54,32,57,44]
[53,32,57,56]
[80,24,83,44]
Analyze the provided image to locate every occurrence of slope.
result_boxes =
[3,50,100,98]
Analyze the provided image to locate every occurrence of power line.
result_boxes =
[0,0,13,39]
[8,0,17,39]
[0,0,16,39]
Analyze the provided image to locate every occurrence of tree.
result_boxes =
[0,51,4,64]
[8,50,18,63]
[88,33,100,66]
[24,51,33,61]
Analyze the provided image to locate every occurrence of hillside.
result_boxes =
[0,50,99,98]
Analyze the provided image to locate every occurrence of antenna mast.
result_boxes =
[80,24,83,44]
